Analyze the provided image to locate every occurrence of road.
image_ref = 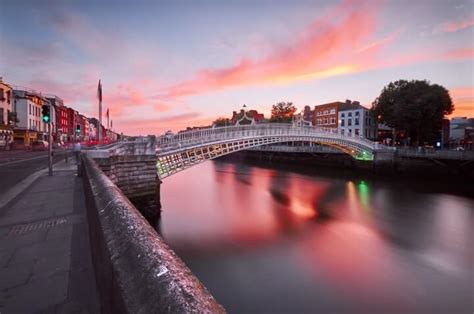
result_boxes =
[0,150,69,196]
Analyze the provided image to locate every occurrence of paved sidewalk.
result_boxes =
[0,160,99,313]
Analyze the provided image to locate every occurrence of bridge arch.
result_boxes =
[156,124,383,179]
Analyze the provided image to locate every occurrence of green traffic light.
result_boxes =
[41,105,50,123]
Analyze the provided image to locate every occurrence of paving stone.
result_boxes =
[0,249,14,268]
[30,250,70,281]
[46,223,74,242]
[0,270,69,313]
[0,229,48,250]
[8,242,43,265]
[0,260,34,291]
[0,226,10,237]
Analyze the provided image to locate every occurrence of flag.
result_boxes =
[97,80,102,102]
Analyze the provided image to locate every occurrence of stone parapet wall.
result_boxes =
[85,138,161,221]
[81,155,225,313]
[94,155,158,200]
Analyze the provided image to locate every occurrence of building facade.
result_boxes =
[53,100,69,144]
[450,117,474,140]
[313,102,340,128]
[13,89,51,145]
[66,107,79,142]
[0,79,14,149]
[88,118,97,141]
[78,114,87,140]
[338,104,377,139]
[89,117,106,142]
[46,95,66,143]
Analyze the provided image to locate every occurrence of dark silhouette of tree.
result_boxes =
[372,80,453,145]
[270,102,297,123]
[213,117,230,127]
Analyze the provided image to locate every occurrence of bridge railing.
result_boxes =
[157,124,379,152]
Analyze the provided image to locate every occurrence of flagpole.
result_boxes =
[99,100,102,144]
[98,80,102,144]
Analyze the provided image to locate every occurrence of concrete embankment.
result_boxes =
[220,150,474,181]
[81,155,225,313]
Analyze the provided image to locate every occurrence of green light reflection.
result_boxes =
[356,180,370,209]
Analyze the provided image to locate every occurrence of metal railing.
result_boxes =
[157,124,383,153]
[249,144,342,153]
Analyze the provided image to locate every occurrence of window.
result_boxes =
[341,113,345,118]
[29,104,31,115]
[355,111,360,116]
[355,118,359,126]
[323,117,328,124]
[0,108,4,125]
[0,88,3,100]
[348,119,352,126]
[317,118,321,124]
[330,117,336,124]
[341,129,345,135]
[330,109,336,114]
[355,129,359,136]
[6,90,10,103]
[341,119,345,126]
[348,112,352,117]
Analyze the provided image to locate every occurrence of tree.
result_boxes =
[270,101,297,123]
[372,80,453,145]
[212,117,230,127]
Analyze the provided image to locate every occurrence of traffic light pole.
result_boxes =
[48,111,53,176]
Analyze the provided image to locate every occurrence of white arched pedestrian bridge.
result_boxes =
[156,124,391,179]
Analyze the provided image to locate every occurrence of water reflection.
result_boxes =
[160,159,473,313]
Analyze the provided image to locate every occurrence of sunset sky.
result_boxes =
[1,0,473,135]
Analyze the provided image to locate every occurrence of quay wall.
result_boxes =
[81,155,224,314]
[220,150,474,180]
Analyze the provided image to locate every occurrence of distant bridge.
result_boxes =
[156,124,392,179]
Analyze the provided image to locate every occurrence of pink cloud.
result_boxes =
[114,114,213,135]
[163,0,381,98]
[441,48,474,60]
[433,18,474,33]
[378,47,474,69]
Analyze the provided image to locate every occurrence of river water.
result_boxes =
[159,159,473,313]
